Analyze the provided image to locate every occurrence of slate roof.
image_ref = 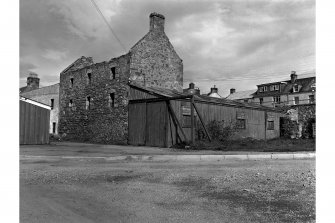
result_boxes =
[226,89,257,100]
[254,76,315,97]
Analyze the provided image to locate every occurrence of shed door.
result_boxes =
[145,101,167,147]
[128,103,146,145]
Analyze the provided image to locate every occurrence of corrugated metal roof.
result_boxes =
[129,83,280,112]
[226,89,257,100]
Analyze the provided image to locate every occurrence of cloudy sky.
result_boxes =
[20,0,315,96]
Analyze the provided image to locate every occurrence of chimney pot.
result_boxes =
[290,71,298,83]
[230,88,236,94]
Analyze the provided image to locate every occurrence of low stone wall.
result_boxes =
[281,104,315,138]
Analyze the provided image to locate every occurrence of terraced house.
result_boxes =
[252,71,316,107]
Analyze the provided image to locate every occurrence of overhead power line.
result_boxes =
[89,0,127,52]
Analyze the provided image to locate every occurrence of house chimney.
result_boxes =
[26,72,40,90]
[290,71,297,83]
[210,85,218,93]
[230,88,236,94]
[189,82,195,89]
[149,12,165,32]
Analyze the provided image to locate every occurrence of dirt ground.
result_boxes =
[20,154,315,223]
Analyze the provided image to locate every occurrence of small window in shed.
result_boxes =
[70,78,74,87]
[109,93,115,107]
[267,120,274,130]
[50,99,54,110]
[87,73,92,84]
[111,67,116,79]
[182,115,191,127]
[236,119,246,129]
[52,122,56,134]
[86,96,91,110]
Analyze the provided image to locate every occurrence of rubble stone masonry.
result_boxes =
[58,13,183,144]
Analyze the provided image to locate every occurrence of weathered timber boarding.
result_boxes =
[20,100,50,145]
[128,84,284,147]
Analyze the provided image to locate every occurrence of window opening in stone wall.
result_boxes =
[236,119,246,129]
[51,99,54,110]
[294,96,299,105]
[70,78,74,87]
[309,95,315,104]
[69,99,73,107]
[52,122,56,134]
[86,96,91,110]
[87,73,92,84]
[109,93,115,107]
[111,67,116,79]
[267,120,274,130]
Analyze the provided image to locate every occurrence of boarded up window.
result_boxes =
[267,120,274,130]
[182,115,191,127]
[236,111,246,129]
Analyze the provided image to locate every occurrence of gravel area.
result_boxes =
[20,158,315,223]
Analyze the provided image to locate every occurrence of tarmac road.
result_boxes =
[20,155,315,223]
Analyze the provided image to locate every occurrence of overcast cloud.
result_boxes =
[20,0,315,96]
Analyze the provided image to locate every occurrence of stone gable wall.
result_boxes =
[129,31,183,92]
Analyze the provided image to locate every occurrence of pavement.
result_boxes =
[20,141,315,161]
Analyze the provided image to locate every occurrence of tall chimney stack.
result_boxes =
[149,12,165,32]
[210,85,218,94]
[26,72,40,90]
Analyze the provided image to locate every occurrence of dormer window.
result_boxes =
[274,85,279,90]
[264,86,268,91]
[270,85,275,91]
[293,85,299,92]
[259,87,264,92]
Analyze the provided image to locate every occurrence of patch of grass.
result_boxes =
[173,138,315,152]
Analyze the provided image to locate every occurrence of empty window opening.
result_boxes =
[52,122,56,134]
[50,99,54,110]
[109,93,115,107]
[111,67,116,79]
[70,78,74,87]
[309,95,315,104]
[69,99,73,107]
[87,73,92,84]
[267,120,274,130]
[86,96,91,110]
